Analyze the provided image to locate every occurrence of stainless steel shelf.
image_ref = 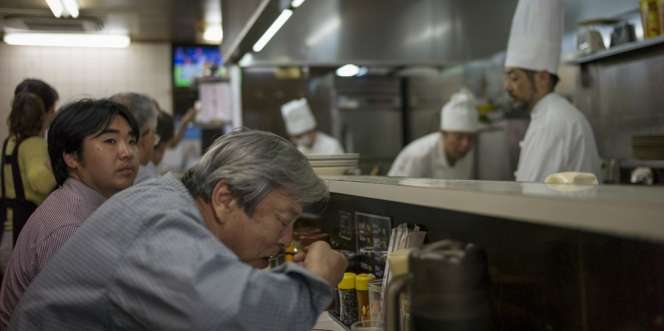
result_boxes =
[567,35,664,65]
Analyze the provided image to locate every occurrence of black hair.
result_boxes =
[550,74,560,90]
[155,111,175,147]
[47,99,140,186]
[14,79,59,111]
[8,92,47,143]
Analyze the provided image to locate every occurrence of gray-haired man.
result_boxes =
[110,92,159,183]
[9,130,347,331]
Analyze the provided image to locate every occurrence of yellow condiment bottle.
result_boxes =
[355,273,375,321]
[641,0,662,38]
[338,272,358,325]
[284,241,300,263]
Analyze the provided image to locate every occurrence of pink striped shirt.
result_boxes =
[0,178,106,328]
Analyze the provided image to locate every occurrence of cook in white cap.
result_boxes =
[388,89,479,179]
[281,98,344,155]
[505,0,601,182]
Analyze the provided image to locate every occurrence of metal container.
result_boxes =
[386,240,494,331]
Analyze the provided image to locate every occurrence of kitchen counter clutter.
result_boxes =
[567,34,664,65]
[322,176,664,243]
[320,176,664,330]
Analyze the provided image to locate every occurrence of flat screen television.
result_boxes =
[173,45,223,88]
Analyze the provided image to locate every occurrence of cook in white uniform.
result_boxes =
[505,0,601,182]
[388,89,479,179]
[281,98,344,155]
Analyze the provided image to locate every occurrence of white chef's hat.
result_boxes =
[281,98,316,135]
[505,0,564,75]
[440,89,479,133]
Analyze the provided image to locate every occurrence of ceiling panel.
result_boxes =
[0,0,212,43]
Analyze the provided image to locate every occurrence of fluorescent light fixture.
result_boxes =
[3,33,130,48]
[336,64,360,77]
[252,9,292,52]
[45,0,64,17]
[62,0,79,18]
[203,25,223,43]
[291,0,306,8]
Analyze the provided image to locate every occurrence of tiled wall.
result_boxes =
[0,42,172,139]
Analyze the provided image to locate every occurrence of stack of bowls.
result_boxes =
[307,153,360,176]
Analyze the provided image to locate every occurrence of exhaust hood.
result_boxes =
[222,0,641,67]
[222,0,520,66]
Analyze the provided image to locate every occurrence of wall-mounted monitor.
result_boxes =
[172,45,223,88]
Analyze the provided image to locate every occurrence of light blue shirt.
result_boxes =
[134,162,159,184]
[10,174,333,330]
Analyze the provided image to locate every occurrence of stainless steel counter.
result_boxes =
[322,176,664,243]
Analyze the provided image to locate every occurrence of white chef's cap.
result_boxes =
[505,0,564,75]
[440,89,479,133]
[281,98,316,135]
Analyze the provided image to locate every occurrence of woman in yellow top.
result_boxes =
[0,79,58,265]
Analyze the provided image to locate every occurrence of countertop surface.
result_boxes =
[312,312,348,331]
[322,176,664,243]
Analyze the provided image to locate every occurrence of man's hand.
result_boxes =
[301,241,347,288]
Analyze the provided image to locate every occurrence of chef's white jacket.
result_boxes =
[298,131,344,155]
[515,93,601,182]
[388,132,473,179]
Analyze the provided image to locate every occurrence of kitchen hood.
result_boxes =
[222,0,519,67]
[221,0,638,67]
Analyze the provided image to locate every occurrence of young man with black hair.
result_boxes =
[0,99,140,328]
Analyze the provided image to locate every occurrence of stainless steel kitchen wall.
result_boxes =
[571,48,664,161]
[309,74,403,174]
[239,68,307,136]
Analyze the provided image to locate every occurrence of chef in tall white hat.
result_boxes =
[388,88,479,179]
[504,0,601,182]
[281,98,344,155]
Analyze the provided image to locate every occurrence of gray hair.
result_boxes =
[181,129,329,215]
[109,92,158,133]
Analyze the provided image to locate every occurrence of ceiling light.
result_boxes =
[291,0,306,8]
[202,0,222,43]
[3,33,131,48]
[252,9,292,52]
[336,64,360,77]
[62,0,79,18]
[203,25,223,43]
[45,0,64,18]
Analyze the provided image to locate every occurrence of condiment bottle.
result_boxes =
[355,273,375,321]
[338,272,358,325]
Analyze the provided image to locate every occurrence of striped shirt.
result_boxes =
[134,162,158,184]
[9,174,333,331]
[0,178,105,328]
